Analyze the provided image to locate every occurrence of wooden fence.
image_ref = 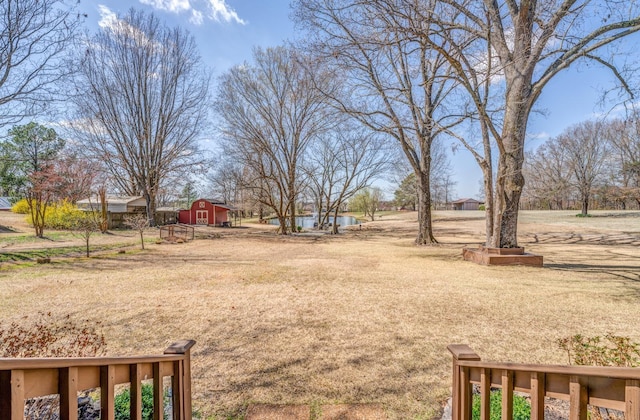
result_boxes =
[0,339,195,420]
[449,344,640,420]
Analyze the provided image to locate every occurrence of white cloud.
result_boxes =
[97,5,119,30]
[206,0,246,24]
[136,0,246,26]
[139,0,191,13]
[97,5,156,48]
[190,9,203,25]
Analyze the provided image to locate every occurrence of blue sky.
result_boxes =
[77,1,633,199]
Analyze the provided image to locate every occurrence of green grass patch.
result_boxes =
[472,390,531,420]
[0,243,134,263]
[0,232,74,245]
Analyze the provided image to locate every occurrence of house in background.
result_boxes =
[77,195,148,228]
[0,197,11,211]
[451,198,483,211]
[178,198,234,226]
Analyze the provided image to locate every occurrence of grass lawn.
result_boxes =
[1,210,639,419]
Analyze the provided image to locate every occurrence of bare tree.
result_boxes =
[0,0,81,128]
[559,121,611,216]
[304,123,390,233]
[71,9,210,225]
[523,141,572,210]
[295,0,467,245]
[215,46,335,234]
[71,212,101,257]
[427,0,640,247]
[124,213,150,250]
[606,113,640,207]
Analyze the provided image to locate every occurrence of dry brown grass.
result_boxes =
[1,210,640,419]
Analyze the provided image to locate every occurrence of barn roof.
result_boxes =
[197,198,236,211]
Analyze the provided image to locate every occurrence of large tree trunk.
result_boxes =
[491,88,529,248]
[581,194,589,216]
[415,170,437,245]
[480,161,494,246]
[144,194,156,227]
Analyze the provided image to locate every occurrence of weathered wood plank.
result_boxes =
[569,375,587,420]
[480,368,490,420]
[154,362,163,420]
[100,365,115,420]
[626,379,640,420]
[530,372,545,420]
[130,364,142,420]
[501,370,513,420]
[59,367,78,420]
[172,361,184,420]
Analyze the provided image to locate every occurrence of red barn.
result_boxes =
[178,199,233,226]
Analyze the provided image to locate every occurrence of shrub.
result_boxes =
[114,383,170,420]
[44,200,86,230]
[472,389,531,420]
[0,311,105,358]
[478,204,486,211]
[11,198,31,214]
[0,312,106,418]
[557,334,640,367]
[12,199,86,230]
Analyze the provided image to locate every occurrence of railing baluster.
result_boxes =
[101,365,116,420]
[501,370,513,420]
[130,364,143,420]
[8,370,24,420]
[626,379,640,420]
[569,375,587,420]
[460,366,473,420]
[530,372,545,420]
[154,362,164,420]
[172,360,185,420]
[480,368,490,420]
[60,367,78,420]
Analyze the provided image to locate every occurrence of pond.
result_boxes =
[268,215,360,229]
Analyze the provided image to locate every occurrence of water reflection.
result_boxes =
[268,215,359,229]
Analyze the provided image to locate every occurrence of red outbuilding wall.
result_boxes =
[178,199,230,226]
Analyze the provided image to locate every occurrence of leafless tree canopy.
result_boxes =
[294,0,469,244]
[428,0,640,247]
[215,46,336,234]
[303,124,391,233]
[0,0,81,128]
[71,8,210,224]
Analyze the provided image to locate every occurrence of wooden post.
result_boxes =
[530,372,546,420]
[480,368,491,420]
[172,360,185,420]
[0,370,25,420]
[165,340,196,420]
[101,365,116,420]
[626,379,640,420]
[501,370,513,420]
[153,363,164,420]
[569,375,587,420]
[447,345,481,420]
[60,367,79,420]
[130,364,143,420]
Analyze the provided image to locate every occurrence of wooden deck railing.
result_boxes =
[0,339,195,420]
[449,344,640,420]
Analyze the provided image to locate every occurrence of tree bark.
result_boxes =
[416,170,437,245]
